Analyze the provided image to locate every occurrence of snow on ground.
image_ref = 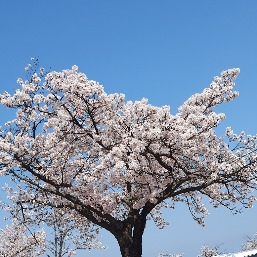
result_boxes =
[215,249,257,257]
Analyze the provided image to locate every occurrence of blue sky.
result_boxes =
[1,1,257,256]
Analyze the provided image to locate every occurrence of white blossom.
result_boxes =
[0,220,46,257]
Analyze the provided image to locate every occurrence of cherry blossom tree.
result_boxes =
[158,254,183,257]
[157,244,222,257]
[1,183,105,257]
[0,219,45,257]
[0,62,257,257]
[243,233,257,251]
[43,208,105,257]
[198,245,223,257]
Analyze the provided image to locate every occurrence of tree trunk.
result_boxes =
[117,234,142,257]
[115,216,146,257]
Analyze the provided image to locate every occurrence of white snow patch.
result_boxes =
[214,249,257,257]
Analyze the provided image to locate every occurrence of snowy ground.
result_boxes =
[215,249,257,257]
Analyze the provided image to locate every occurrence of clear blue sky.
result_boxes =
[1,1,257,256]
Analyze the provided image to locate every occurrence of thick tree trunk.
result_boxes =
[115,216,146,257]
[117,233,143,257]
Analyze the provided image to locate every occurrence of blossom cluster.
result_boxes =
[1,182,106,256]
[0,220,45,257]
[242,233,257,251]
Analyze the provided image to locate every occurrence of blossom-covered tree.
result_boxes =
[157,244,222,257]
[198,245,223,257]
[1,183,105,257]
[0,62,257,257]
[43,208,105,257]
[158,253,183,257]
[0,219,45,257]
[243,233,257,251]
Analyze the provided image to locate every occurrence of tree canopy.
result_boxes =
[0,63,257,257]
